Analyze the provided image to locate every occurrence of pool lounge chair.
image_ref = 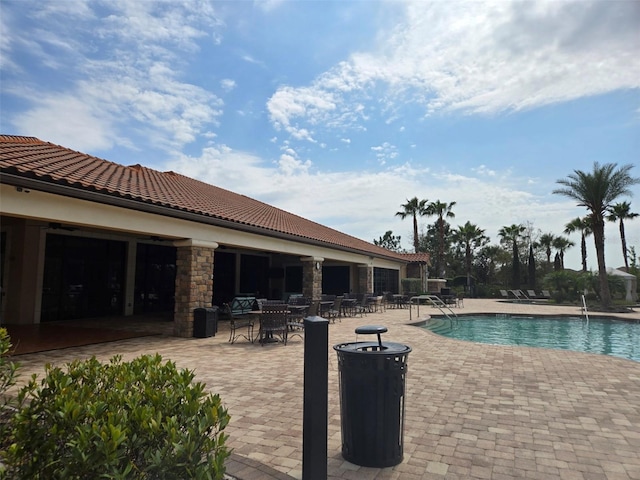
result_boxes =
[509,289,531,301]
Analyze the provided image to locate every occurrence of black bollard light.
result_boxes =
[302,316,329,480]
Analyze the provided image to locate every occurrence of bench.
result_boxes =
[221,297,259,344]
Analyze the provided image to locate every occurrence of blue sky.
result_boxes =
[1,0,639,271]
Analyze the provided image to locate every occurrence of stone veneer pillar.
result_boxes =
[173,239,218,337]
[301,257,324,300]
[358,264,373,293]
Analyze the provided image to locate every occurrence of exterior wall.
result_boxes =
[0,184,403,268]
[173,240,217,338]
[1,183,408,331]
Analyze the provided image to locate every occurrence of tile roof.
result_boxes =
[0,135,409,261]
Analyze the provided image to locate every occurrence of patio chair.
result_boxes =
[286,296,309,341]
[372,295,384,313]
[326,296,343,323]
[456,292,464,308]
[223,303,256,344]
[258,304,289,346]
[353,295,371,316]
[307,300,320,317]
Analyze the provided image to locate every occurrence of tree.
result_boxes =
[374,230,403,252]
[536,233,555,268]
[396,197,428,253]
[564,217,592,272]
[554,162,640,308]
[499,224,526,288]
[552,235,575,270]
[476,244,508,285]
[607,201,639,270]
[425,200,456,277]
[451,221,489,293]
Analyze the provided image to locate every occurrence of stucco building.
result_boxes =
[0,135,419,337]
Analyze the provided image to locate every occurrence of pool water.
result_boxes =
[422,315,640,362]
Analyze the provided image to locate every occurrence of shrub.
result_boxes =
[0,328,20,460]
[4,354,230,480]
[401,278,423,294]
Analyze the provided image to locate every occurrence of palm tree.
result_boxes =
[554,162,639,307]
[564,217,592,272]
[426,200,456,277]
[536,233,555,269]
[498,224,526,288]
[552,236,575,270]
[607,201,639,271]
[452,221,489,293]
[395,197,428,253]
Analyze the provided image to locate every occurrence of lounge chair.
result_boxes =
[509,290,530,301]
[500,290,510,299]
[527,290,538,299]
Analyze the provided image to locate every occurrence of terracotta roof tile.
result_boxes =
[0,135,407,261]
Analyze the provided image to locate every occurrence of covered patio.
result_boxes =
[7,299,640,480]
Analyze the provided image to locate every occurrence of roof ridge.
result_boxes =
[0,135,41,143]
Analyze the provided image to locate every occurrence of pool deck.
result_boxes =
[8,299,640,479]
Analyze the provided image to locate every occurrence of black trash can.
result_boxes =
[193,306,218,338]
[333,325,411,468]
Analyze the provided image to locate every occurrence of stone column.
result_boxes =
[301,257,324,300]
[358,264,373,293]
[173,239,218,337]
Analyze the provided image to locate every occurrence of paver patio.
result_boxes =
[8,299,640,479]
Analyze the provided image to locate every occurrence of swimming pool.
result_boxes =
[421,315,640,362]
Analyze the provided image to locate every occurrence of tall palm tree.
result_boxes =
[395,197,428,253]
[607,201,639,271]
[554,162,639,307]
[452,221,489,293]
[426,200,456,277]
[498,224,526,288]
[552,236,575,270]
[564,217,592,272]
[536,233,556,268]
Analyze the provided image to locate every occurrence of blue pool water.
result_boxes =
[422,315,640,362]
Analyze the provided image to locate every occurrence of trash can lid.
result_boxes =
[355,325,387,335]
[333,341,411,355]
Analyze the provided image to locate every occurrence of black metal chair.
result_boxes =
[223,302,256,344]
[326,296,343,323]
[258,304,289,346]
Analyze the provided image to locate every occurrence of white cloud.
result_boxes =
[165,145,589,251]
[12,95,114,152]
[220,79,236,92]
[3,1,224,152]
[267,1,640,137]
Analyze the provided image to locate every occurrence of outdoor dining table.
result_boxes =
[392,294,406,308]
[287,304,309,317]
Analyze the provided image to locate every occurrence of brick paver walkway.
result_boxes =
[10,299,640,479]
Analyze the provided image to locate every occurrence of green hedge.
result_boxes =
[2,354,230,480]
